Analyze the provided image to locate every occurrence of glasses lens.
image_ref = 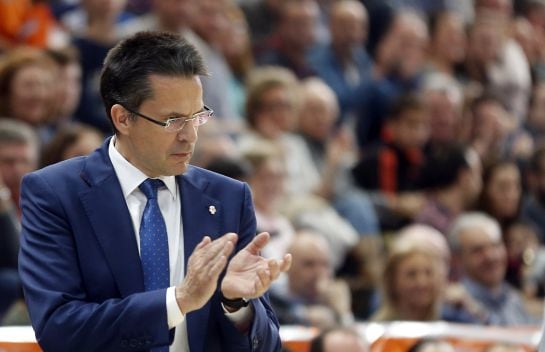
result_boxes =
[194,112,210,126]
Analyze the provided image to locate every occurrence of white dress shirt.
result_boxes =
[108,137,250,351]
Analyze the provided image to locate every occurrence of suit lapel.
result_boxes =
[79,138,144,297]
[179,167,221,352]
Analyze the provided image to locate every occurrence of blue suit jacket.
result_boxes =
[18,138,282,352]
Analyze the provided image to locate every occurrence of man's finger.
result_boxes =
[198,233,237,261]
[267,259,280,281]
[244,232,270,255]
[195,236,211,250]
[255,268,270,294]
[279,254,292,273]
[207,254,228,279]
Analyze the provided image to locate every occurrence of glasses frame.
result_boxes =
[122,105,214,132]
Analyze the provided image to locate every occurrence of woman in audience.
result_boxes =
[477,159,522,231]
[372,224,480,322]
[0,47,56,129]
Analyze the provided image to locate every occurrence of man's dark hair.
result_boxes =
[387,93,426,122]
[100,31,208,133]
[419,144,471,190]
[530,145,545,174]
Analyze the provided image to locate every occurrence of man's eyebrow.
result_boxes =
[163,107,206,119]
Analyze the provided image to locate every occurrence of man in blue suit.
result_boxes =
[18,31,291,352]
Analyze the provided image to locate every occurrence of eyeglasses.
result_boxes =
[122,105,214,132]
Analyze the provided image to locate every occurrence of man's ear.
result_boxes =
[111,104,131,135]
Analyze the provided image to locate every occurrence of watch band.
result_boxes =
[220,292,249,309]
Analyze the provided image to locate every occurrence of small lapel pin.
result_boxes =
[209,205,216,215]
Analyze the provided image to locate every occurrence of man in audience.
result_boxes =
[270,230,354,328]
[0,119,37,321]
[309,327,368,352]
[309,0,373,122]
[416,144,482,235]
[257,0,319,78]
[449,212,536,325]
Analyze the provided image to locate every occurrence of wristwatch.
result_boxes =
[220,292,249,310]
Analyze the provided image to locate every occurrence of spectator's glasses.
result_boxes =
[123,105,214,132]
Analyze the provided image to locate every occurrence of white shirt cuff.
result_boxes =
[166,286,185,328]
[222,302,253,324]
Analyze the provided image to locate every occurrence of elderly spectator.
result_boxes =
[269,230,354,328]
[372,225,448,322]
[448,212,536,325]
[297,78,378,237]
[309,0,373,122]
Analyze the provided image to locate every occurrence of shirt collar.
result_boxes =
[108,136,177,199]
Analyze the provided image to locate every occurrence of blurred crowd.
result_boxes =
[2,0,545,350]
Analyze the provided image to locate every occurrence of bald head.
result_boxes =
[288,231,332,299]
[330,0,368,49]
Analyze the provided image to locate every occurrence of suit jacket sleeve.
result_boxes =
[19,172,171,352]
[212,183,282,352]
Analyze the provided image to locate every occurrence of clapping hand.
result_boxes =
[176,233,238,314]
[221,232,292,300]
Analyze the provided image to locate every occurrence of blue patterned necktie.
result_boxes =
[139,179,170,352]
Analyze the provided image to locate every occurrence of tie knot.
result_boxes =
[139,178,164,200]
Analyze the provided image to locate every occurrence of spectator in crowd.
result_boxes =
[371,226,449,322]
[309,326,368,352]
[189,0,240,121]
[40,122,103,168]
[0,118,39,216]
[0,47,56,129]
[356,11,429,147]
[71,0,134,134]
[420,73,465,154]
[502,220,544,299]
[257,0,319,78]
[59,0,133,39]
[217,1,255,119]
[241,0,284,55]
[309,0,373,122]
[40,46,82,143]
[522,146,545,243]
[239,66,320,196]
[416,144,482,235]
[468,93,533,163]
[525,83,545,146]
[297,77,379,237]
[270,230,354,328]
[473,1,531,123]
[426,11,467,79]
[243,143,295,261]
[0,118,38,322]
[449,212,536,325]
[0,0,66,50]
[353,94,429,230]
[478,159,522,231]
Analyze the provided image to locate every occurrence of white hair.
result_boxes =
[449,212,502,252]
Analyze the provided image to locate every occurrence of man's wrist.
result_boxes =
[220,291,249,310]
